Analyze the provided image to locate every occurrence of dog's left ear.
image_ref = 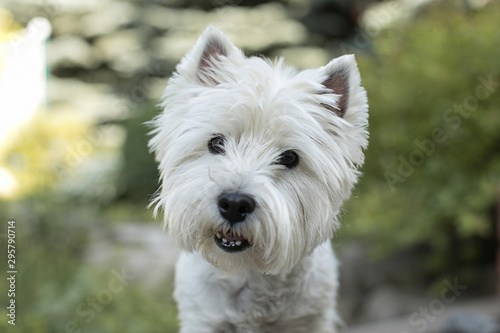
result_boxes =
[176,25,243,85]
[319,54,367,119]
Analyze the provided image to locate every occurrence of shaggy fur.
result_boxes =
[149,26,368,333]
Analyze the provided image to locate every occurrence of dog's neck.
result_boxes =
[248,251,316,285]
[210,242,336,325]
[219,242,333,297]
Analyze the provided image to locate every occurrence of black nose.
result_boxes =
[218,192,255,225]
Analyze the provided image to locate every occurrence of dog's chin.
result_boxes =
[214,229,252,253]
[201,235,301,275]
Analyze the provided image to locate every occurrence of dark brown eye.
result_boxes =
[277,150,299,168]
[208,135,225,154]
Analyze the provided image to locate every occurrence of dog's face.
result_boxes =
[150,26,368,275]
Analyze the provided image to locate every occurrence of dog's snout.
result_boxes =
[218,192,255,225]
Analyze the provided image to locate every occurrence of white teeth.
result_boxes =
[215,230,249,249]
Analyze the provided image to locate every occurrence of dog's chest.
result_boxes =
[214,271,329,332]
[174,247,338,332]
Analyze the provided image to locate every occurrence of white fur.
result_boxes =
[149,25,368,332]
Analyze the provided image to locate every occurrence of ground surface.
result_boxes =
[85,222,499,332]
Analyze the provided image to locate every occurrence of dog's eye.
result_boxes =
[276,150,299,168]
[208,135,225,154]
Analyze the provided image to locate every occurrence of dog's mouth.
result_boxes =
[214,230,251,253]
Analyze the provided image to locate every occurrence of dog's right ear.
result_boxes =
[176,25,243,86]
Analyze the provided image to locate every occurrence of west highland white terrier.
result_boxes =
[149,25,368,333]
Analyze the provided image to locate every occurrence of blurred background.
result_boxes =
[0,0,499,332]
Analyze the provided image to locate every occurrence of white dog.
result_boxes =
[149,25,368,333]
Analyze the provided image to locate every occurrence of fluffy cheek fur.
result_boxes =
[156,145,339,275]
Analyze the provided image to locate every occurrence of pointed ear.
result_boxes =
[175,25,242,85]
[320,54,364,118]
[198,36,227,80]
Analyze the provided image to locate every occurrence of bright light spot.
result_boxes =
[0,17,52,147]
[0,167,18,198]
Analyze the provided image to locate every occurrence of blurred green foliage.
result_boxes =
[1,1,499,332]
[343,1,500,276]
[118,103,159,204]
[0,196,178,333]
[0,113,93,198]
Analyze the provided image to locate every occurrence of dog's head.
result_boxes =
[150,26,368,275]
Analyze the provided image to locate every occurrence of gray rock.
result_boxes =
[84,223,180,288]
[108,48,150,76]
[48,36,98,69]
[79,2,139,38]
[48,78,128,120]
[440,312,500,333]
[147,3,308,62]
[360,285,427,322]
[337,240,429,324]
[51,14,84,36]
[149,32,201,63]
[141,6,201,31]
[271,46,330,68]
[94,28,150,62]
[212,3,308,52]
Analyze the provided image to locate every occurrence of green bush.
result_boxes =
[118,103,160,204]
[343,1,500,276]
[0,196,178,333]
